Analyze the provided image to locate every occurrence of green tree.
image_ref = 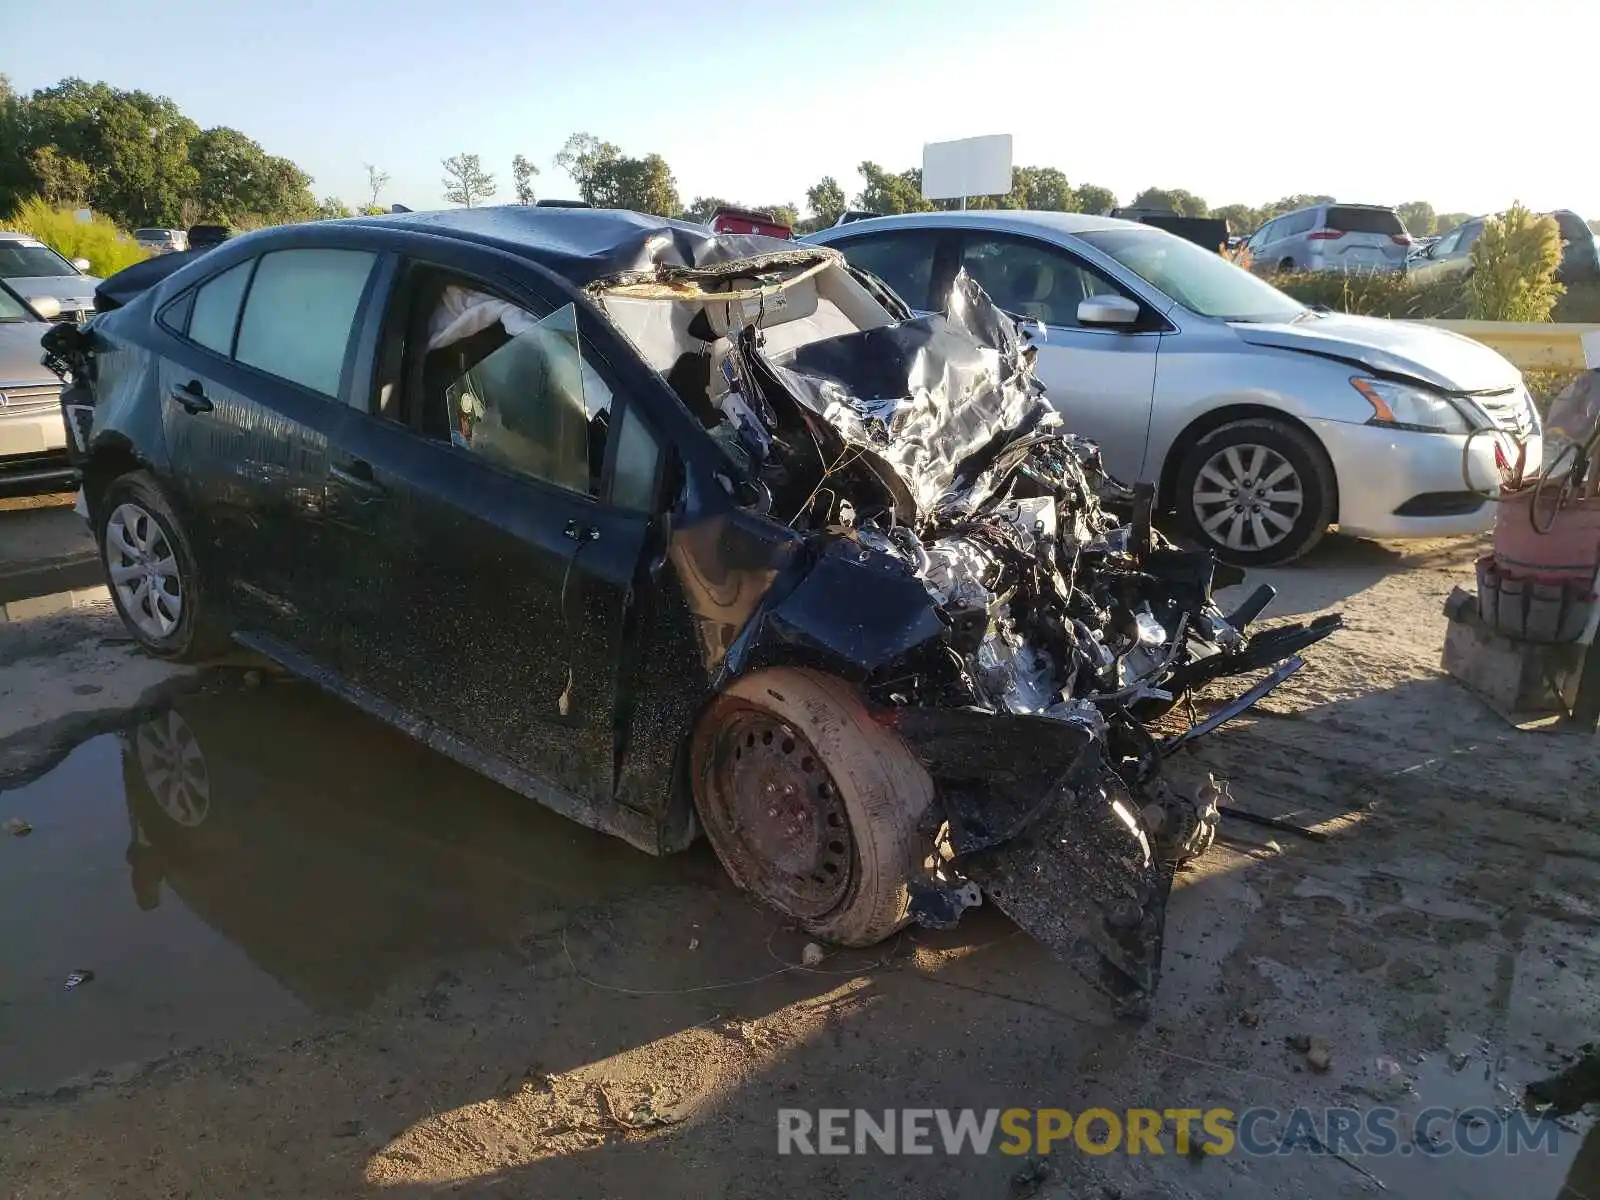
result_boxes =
[767,203,799,229]
[22,79,201,226]
[441,153,496,208]
[1073,183,1117,214]
[188,127,314,224]
[1212,203,1260,234]
[855,162,931,214]
[511,154,538,205]
[598,152,679,216]
[315,196,353,220]
[553,132,620,205]
[364,163,390,210]
[1435,212,1471,234]
[1467,202,1564,322]
[682,196,731,223]
[806,176,847,225]
[1396,200,1435,237]
[1255,194,1335,223]
[1130,186,1209,217]
[0,76,32,217]
[1006,166,1076,211]
[28,146,92,206]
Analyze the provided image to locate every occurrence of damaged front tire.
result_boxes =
[691,668,934,947]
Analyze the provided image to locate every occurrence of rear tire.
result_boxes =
[690,668,934,947]
[97,470,226,661]
[1277,257,1296,273]
[1174,418,1336,566]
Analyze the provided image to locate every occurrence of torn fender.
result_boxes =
[719,537,947,684]
[884,707,1169,1018]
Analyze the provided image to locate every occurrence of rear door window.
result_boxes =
[828,230,942,310]
[1325,207,1405,236]
[186,260,253,356]
[1282,210,1317,237]
[234,249,377,397]
[956,234,1125,329]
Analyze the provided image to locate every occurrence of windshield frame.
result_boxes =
[0,239,79,279]
[1075,227,1307,324]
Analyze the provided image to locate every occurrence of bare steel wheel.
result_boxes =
[691,668,934,946]
[700,709,854,920]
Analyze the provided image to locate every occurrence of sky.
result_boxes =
[4,0,1596,220]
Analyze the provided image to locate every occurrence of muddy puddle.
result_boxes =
[0,678,682,1094]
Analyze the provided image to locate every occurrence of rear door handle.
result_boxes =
[169,379,212,414]
[330,461,387,500]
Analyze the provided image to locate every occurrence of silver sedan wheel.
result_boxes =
[135,710,210,827]
[105,502,183,640]
[1191,444,1305,553]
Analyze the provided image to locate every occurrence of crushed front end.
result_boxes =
[594,255,1341,1015]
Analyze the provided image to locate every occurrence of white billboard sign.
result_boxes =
[921,134,1013,201]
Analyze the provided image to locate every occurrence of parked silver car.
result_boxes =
[809,211,1539,564]
[0,280,73,496]
[0,232,100,322]
[1241,203,1412,275]
[133,227,189,255]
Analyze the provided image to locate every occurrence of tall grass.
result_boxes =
[7,197,149,277]
[1273,269,1471,319]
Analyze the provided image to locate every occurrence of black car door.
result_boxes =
[152,245,381,637]
[308,244,667,827]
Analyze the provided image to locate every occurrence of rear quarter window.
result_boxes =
[1325,207,1404,235]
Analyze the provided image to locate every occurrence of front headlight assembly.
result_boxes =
[1350,376,1471,434]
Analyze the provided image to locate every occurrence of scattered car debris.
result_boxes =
[1218,805,1331,843]
[1306,1038,1333,1072]
[64,969,94,989]
[1287,1033,1333,1072]
[800,943,825,968]
[1009,1156,1055,1197]
[4,817,32,837]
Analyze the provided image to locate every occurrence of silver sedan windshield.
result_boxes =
[1078,229,1306,323]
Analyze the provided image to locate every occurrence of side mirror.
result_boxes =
[71,258,92,273]
[1077,295,1141,327]
[29,295,62,321]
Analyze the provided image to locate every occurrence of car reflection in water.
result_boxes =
[117,681,686,1013]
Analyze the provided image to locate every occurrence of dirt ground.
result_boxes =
[2,515,1599,1200]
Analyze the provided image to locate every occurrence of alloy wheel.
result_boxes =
[1191,443,1305,553]
[134,710,210,827]
[105,502,183,640]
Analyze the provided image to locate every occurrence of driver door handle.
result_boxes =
[330,460,387,500]
[169,379,212,414]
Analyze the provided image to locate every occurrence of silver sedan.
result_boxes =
[809,211,1540,565]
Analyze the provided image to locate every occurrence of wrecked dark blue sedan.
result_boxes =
[44,208,1338,1014]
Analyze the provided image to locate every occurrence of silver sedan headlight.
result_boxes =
[1350,376,1471,435]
